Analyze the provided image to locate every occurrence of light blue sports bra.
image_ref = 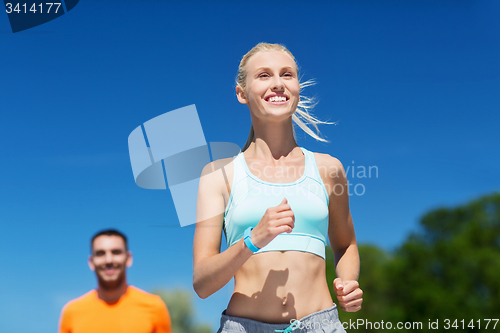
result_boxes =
[223,147,330,259]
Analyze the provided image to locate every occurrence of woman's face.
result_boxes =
[237,50,300,124]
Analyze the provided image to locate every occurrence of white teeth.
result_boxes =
[268,96,287,102]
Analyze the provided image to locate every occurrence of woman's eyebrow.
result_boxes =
[254,66,272,72]
[255,66,295,71]
[256,66,295,71]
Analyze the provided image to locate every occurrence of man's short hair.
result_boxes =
[90,229,128,253]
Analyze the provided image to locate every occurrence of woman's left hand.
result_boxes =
[333,278,363,312]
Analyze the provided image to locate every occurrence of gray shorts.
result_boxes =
[217,305,347,333]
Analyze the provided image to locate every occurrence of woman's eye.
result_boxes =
[283,72,294,78]
[259,73,270,78]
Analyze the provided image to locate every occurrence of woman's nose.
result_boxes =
[271,76,285,91]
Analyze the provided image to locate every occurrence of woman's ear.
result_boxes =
[236,85,248,104]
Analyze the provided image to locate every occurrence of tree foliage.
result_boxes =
[152,289,212,333]
[326,192,500,332]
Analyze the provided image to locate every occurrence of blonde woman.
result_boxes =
[194,43,362,333]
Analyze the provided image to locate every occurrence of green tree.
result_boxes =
[152,289,212,333]
[325,192,500,332]
[389,193,500,330]
[326,244,396,327]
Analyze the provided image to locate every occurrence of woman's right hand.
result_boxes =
[251,198,295,249]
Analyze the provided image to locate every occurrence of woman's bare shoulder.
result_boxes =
[313,152,344,174]
[200,156,236,192]
[312,152,342,167]
[196,156,237,226]
[311,152,347,190]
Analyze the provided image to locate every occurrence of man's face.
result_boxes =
[88,235,132,289]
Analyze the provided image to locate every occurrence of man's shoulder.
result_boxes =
[62,290,97,314]
[128,286,164,306]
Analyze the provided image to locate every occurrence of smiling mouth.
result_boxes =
[102,266,119,275]
[265,95,289,103]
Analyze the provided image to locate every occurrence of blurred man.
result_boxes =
[59,229,172,333]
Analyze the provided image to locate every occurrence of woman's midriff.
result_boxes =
[225,251,334,324]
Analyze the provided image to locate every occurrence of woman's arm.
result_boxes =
[193,160,295,299]
[317,153,363,312]
[192,160,253,299]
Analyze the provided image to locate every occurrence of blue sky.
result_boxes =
[1,1,499,332]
